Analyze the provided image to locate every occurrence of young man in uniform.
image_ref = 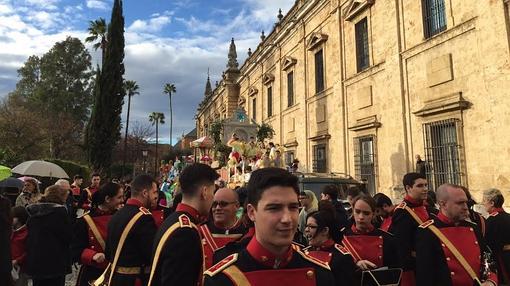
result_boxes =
[389,172,430,286]
[148,163,219,286]
[416,184,497,286]
[200,187,247,269]
[204,168,335,286]
[83,173,101,210]
[105,174,158,286]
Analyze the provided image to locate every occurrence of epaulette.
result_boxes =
[77,211,90,219]
[340,227,346,233]
[204,253,238,277]
[419,219,434,228]
[139,207,152,215]
[489,212,499,217]
[292,241,305,250]
[296,249,331,270]
[395,202,407,209]
[334,244,352,256]
[378,228,395,236]
[302,245,312,253]
[178,214,193,228]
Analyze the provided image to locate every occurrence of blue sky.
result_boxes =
[0,0,294,144]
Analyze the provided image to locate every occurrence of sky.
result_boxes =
[0,0,295,144]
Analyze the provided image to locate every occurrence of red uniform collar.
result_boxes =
[213,218,240,231]
[351,224,375,234]
[242,227,255,240]
[404,194,424,206]
[126,198,144,208]
[490,208,505,216]
[437,211,455,225]
[176,203,201,222]
[314,239,335,251]
[246,236,293,269]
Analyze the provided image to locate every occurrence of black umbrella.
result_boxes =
[0,177,23,189]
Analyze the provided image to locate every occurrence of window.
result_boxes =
[354,136,376,194]
[422,0,446,38]
[423,119,462,190]
[287,71,294,107]
[285,151,295,166]
[252,98,257,121]
[267,86,273,117]
[314,49,324,94]
[312,144,327,173]
[355,17,370,72]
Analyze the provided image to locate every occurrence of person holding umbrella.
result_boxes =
[15,178,41,208]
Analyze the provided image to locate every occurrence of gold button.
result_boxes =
[441,243,446,248]
[379,236,383,239]
[306,270,314,278]
[451,271,455,276]
[378,256,382,259]
[90,236,95,240]
[378,245,382,248]
[475,241,478,245]
[469,228,474,232]
[91,245,95,249]
[261,256,268,262]
[446,257,451,261]
[202,239,207,245]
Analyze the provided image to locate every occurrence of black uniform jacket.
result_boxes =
[204,236,335,286]
[486,208,510,283]
[148,203,203,286]
[415,212,498,286]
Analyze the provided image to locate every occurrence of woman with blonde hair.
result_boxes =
[15,178,41,207]
[25,185,72,286]
[298,190,319,234]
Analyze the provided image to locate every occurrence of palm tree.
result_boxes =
[121,80,140,177]
[85,17,107,63]
[149,112,165,174]
[163,83,176,148]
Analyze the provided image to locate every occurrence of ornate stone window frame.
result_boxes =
[307,32,329,51]
[343,0,375,21]
[262,73,275,85]
[248,86,258,97]
[282,56,297,71]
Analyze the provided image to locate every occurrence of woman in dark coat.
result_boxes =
[71,182,123,286]
[0,194,13,286]
[25,185,72,286]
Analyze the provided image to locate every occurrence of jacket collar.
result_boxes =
[437,211,455,225]
[246,236,293,269]
[351,223,375,234]
[176,203,201,223]
[126,198,144,208]
[404,194,424,206]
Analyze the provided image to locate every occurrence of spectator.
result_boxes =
[15,178,40,207]
[298,190,318,234]
[25,185,72,286]
[11,206,29,286]
[0,194,13,286]
[373,192,395,231]
[55,179,76,224]
[415,155,426,177]
[321,184,349,231]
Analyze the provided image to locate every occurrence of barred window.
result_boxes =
[312,144,327,173]
[423,119,462,190]
[355,17,370,72]
[422,0,447,38]
[315,49,324,94]
[252,98,257,121]
[267,86,273,117]
[287,71,294,107]
[354,136,376,195]
[285,151,295,166]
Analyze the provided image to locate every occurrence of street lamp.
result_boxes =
[142,149,148,173]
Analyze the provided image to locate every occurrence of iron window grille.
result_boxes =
[422,0,447,38]
[267,86,273,117]
[354,135,377,195]
[355,17,370,72]
[287,71,294,107]
[312,144,327,173]
[422,119,463,190]
[315,49,325,94]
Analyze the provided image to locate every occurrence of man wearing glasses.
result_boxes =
[389,172,431,286]
[200,188,247,268]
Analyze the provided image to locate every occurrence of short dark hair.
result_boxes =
[352,194,377,212]
[307,201,341,243]
[322,185,339,201]
[179,163,219,196]
[346,186,361,198]
[12,206,29,225]
[373,193,392,208]
[92,182,122,208]
[131,174,156,196]
[247,168,299,207]
[402,172,426,190]
[73,175,83,180]
[91,173,100,178]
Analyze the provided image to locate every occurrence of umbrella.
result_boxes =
[0,165,11,181]
[12,160,69,179]
[0,177,23,189]
[190,136,214,148]
[18,176,42,184]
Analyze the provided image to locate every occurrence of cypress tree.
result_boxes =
[86,0,125,174]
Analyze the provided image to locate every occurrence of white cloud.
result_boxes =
[0,3,13,15]
[128,15,172,33]
[24,0,60,11]
[27,11,59,30]
[86,0,109,11]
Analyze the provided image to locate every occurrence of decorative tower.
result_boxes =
[204,68,212,97]
[223,38,241,118]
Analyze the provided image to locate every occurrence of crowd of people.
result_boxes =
[0,164,509,286]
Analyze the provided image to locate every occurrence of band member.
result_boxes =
[71,182,123,286]
[416,184,498,286]
[342,195,399,284]
[105,175,158,286]
[389,172,430,286]
[373,193,395,231]
[83,173,101,211]
[303,201,356,286]
[200,188,247,269]
[204,168,335,286]
[483,188,510,284]
[148,163,219,286]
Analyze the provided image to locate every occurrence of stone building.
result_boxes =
[195,0,510,201]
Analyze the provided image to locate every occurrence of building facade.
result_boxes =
[195,0,510,201]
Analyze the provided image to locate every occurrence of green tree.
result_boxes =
[85,17,108,63]
[86,0,125,174]
[163,83,176,148]
[256,123,275,142]
[149,112,165,174]
[121,80,139,176]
